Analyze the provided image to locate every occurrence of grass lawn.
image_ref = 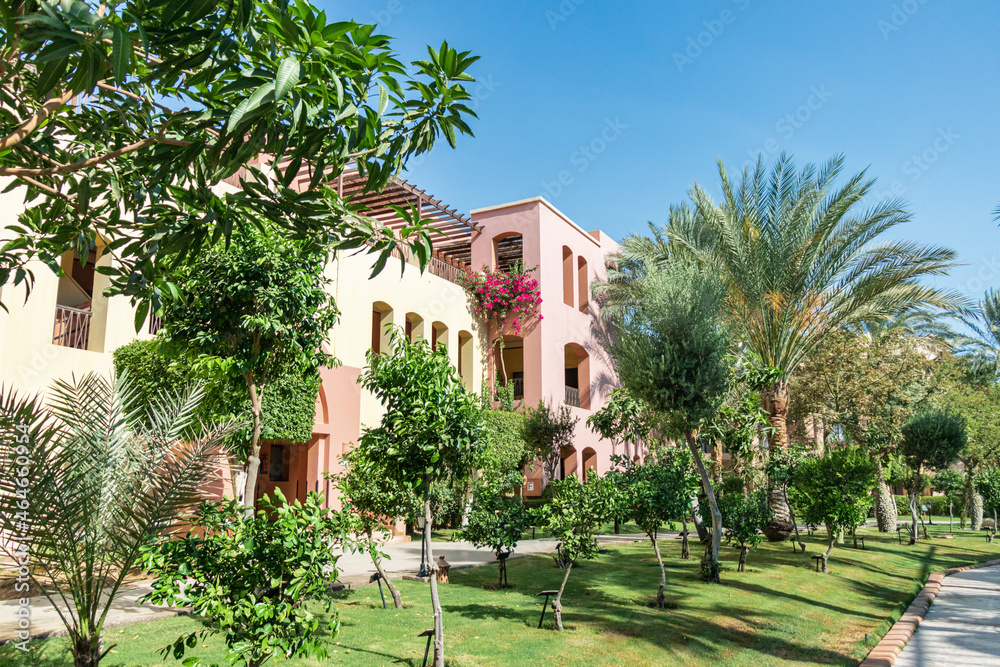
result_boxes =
[4,523,997,667]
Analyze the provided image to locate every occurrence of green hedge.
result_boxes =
[113,340,320,452]
[892,495,953,516]
[482,410,528,473]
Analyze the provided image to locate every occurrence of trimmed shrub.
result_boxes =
[893,495,953,516]
[113,339,321,452]
[482,410,529,474]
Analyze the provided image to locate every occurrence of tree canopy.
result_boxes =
[0,0,478,309]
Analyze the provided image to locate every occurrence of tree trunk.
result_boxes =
[909,467,921,545]
[681,516,690,559]
[762,383,794,541]
[738,546,749,572]
[784,487,804,551]
[423,485,444,667]
[872,456,898,532]
[820,536,834,573]
[70,632,109,667]
[685,431,720,582]
[690,496,709,544]
[969,490,984,531]
[368,531,402,609]
[240,379,264,512]
[651,535,666,609]
[763,485,794,542]
[552,561,573,631]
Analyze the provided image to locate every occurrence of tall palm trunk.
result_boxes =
[762,383,794,542]
[873,456,898,532]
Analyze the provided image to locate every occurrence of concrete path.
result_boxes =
[0,533,649,642]
[894,563,1000,667]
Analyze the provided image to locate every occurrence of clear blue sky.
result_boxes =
[329,1,999,301]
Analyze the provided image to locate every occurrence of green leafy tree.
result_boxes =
[790,447,876,572]
[791,327,939,532]
[0,0,478,307]
[0,374,235,667]
[610,156,966,540]
[587,387,660,459]
[333,448,418,609]
[603,258,730,581]
[611,449,693,607]
[533,475,612,630]
[938,381,1000,530]
[932,469,965,530]
[975,468,1000,534]
[523,400,579,488]
[158,225,339,509]
[356,327,483,667]
[717,490,774,572]
[143,490,344,667]
[460,476,532,588]
[900,411,967,543]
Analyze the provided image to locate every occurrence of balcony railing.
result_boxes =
[53,305,92,350]
[497,377,524,400]
[147,312,163,335]
[564,386,580,407]
[428,254,471,285]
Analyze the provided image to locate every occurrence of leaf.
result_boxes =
[134,300,150,334]
[111,25,133,84]
[274,57,301,101]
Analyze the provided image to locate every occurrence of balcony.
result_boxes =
[564,386,580,408]
[53,305,92,350]
[148,312,163,335]
[497,377,524,400]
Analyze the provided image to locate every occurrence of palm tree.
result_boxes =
[958,289,1000,381]
[0,374,236,667]
[603,154,967,539]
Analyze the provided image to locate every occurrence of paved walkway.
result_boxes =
[894,563,1000,667]
[0,533,649,642]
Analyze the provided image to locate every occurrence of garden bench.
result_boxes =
[417,628,434,667]
[537,590,559,628]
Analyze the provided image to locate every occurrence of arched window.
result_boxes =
[431,321,448,351]
[371,302,393,354]
[562,246,574,307]
[564,343,591,409]
[577,256,589,313]
[582,447,598,481]
[458,330,474,390]
[495,335,524,399]
[405,312,424,342]
[492,232,523,271]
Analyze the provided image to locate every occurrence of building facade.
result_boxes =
[0,173,623,514]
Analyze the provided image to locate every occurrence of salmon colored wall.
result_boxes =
[471,197,621,494]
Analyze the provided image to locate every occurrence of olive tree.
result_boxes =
[460,472,532,588]
[790,447,875,572]
[533,475,612,630]
[357,328,484,667]
[900,411,967,543]
[603,259,730,582]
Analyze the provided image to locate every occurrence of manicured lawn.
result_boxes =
[4,523,997,667]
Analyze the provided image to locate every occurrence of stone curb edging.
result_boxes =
[859,557,1000,667]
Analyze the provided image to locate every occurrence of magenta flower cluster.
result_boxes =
[461,264,543,336]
